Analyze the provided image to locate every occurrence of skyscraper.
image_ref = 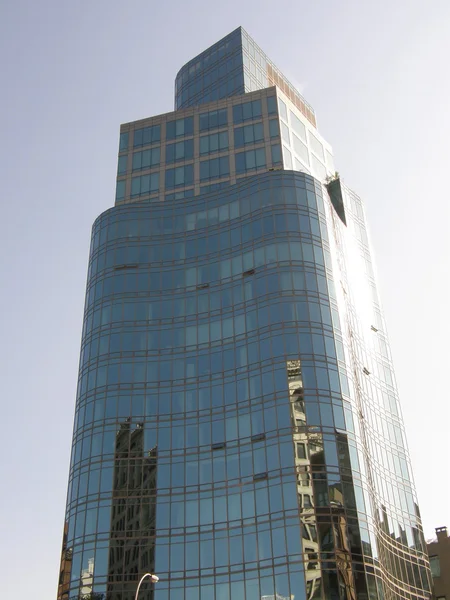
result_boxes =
[58,27,432,600]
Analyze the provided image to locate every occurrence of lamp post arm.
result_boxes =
[134,573,159,600]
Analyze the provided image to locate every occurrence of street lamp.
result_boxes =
[134,573,160,600]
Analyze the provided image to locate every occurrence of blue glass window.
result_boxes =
[165,164,194,189]
[200,156,229,182]
[269,119,280,138]
[133,124,161,147]
[235,148,266,174]
[200,131,228,155]
[115,180,126,201]
[166,117,194,140]
[267,96,277,115]
[200,181,230,194]
[233,99,262,123]
[119,132,129,151]
[165,189,194,201]
[130,173,159,197]
[132,147,161,171]
[281,122,290,144]
[271,144,282,165]
[166,139,194,163]
[234,122,264,147]
[117,155,127,175]
[199,108,227,131]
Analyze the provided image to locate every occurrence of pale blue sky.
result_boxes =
[1,1,449,597]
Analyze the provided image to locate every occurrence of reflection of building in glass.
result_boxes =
[57,521,72,600]
[58,26,432,600]
[81,557,94,596]
[288,359,321,598]
[427,526,450,599]
[108,420,157,600]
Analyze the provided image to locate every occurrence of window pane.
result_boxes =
[199,108,227,131]
[219,156,229,175]
[311,155,326,180]
[233,104,243,123]
[166,121,175,140]
[235,153,246,174]
[184,117,193,135]
[131,173,159,196]
[252,100,262,118]
[210,159,219,178]
[133,129,143,147]
[119,132,129,151]
[294,157,310,174]
[254,122,264,142]
[233,99,262,124]
[293,134,309,165]
[140,175,150,194]
[271,144,282,164]
[267,96,277,115]
[132,152,141,171]
[185,164,194,184]
[116,180,125,200]
[117,155,127,175]
[244,125,253,144]
[290,111,306,142]
[429,556,441,578]
[219,131,228,149]
[166,165,192,189]
[200,132,228,155]
[278,98,288,121]
[269,120,280,138]
[166,144,175,163]
[255,148,266,167]
[132,148,160,171]
[234,127,244,147]
[152,147,161,166]
[200,137,209,155]
[283,146,292,169]
[184,139,194,159]
[166,140,193,163]
[133,124,160,148]
[242,102,253,121]
[199,113,208,131]
[174,167,184,185]
[200,161,209,180]
[175,120,184,136]
[166,117,193,140]
[246,151,256,169]
[209,134,219,153]
[235,149,265,174]
[200,156,229,181]
[309,131,325,161]
[281,122,290,144]
[131,177,140,196]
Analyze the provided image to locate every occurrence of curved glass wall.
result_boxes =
[174,27,316,128]
[60,171,431,600]
[175,28,245,110]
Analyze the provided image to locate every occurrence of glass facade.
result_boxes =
[174,28,316,127]
[58,28,431,600]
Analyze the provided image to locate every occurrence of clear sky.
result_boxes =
[1,1,449,597]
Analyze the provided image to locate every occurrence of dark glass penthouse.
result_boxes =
[57,27,432,600]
